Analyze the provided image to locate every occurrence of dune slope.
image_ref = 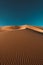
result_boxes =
[0,25,43,65]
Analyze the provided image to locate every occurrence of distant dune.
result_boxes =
[0,25,43,65]
[0,25,43,33]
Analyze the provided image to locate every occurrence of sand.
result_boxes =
[0,25,43,65]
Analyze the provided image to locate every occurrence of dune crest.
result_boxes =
[0,25,43,33]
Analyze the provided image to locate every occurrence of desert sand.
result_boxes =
[0,25,43,65]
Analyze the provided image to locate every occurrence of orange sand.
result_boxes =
[0,25,43,65]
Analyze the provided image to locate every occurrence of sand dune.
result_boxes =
[0,25,43,65]
[0,25,43,33]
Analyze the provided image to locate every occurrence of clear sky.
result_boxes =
[0,0,43,26]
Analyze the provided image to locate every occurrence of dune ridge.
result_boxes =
[0,25,43,33]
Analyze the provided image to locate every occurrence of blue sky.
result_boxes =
[0,0,43,26]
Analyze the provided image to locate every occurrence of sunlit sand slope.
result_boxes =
[0,25,43,33]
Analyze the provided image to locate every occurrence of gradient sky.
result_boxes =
[0,0,43,26]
